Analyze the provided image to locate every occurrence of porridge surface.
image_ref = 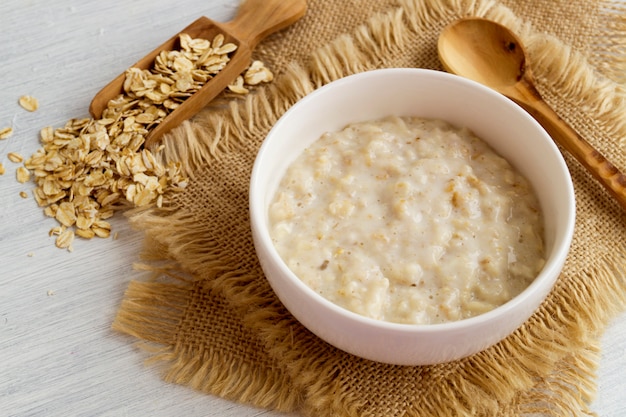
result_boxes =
[269,116,545,324]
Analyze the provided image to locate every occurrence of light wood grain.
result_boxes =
[0,1,624,416]
[0,1,296,415]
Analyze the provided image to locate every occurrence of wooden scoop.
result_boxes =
[89,0,307,149]
[438,17,626,211]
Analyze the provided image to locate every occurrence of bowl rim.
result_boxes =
[250,68,576,333]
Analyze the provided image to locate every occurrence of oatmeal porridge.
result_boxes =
[268,116,545,324]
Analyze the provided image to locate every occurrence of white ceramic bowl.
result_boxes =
[249,68,575,366]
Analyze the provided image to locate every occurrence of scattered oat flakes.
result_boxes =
[47,289,55,296]
[75,228,95,239]
[19,191,28,199]
[243,60,274,86]
[19,95,39,112]
[27,252,35,257]
[228,75,249,94]
[0,127,13,140]
[55,228,74,250]
[49,226,63,236]
[26,116,184,244]
[92,219,112,238]
[16,166,30,183]
[55,201,77,227]
[23,33,273,249]
[7,152,23,163]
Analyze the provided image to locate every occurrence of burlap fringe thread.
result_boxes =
[113,0,626,416]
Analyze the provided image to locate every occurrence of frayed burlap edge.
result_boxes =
[113,0,626,415]
[593,1,626,84]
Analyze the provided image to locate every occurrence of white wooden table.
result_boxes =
[0,1,624,416]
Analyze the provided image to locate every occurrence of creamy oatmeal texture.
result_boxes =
[269,116,545,324]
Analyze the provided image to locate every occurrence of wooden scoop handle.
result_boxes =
[514,78,626,211]
[225,0,307,49]
[89,0,307,149]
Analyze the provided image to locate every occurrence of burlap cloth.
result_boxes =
[112,0,626,415]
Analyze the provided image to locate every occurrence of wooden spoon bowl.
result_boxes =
[438,17,626,211]
[89,0,307,149]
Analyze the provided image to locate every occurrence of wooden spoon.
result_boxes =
[438,17,626,211]
[89,0,307,149]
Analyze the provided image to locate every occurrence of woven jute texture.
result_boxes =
[113,0,626,415]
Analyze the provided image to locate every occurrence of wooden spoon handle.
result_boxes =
[224,0,307,49]
[514,81,626,211]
